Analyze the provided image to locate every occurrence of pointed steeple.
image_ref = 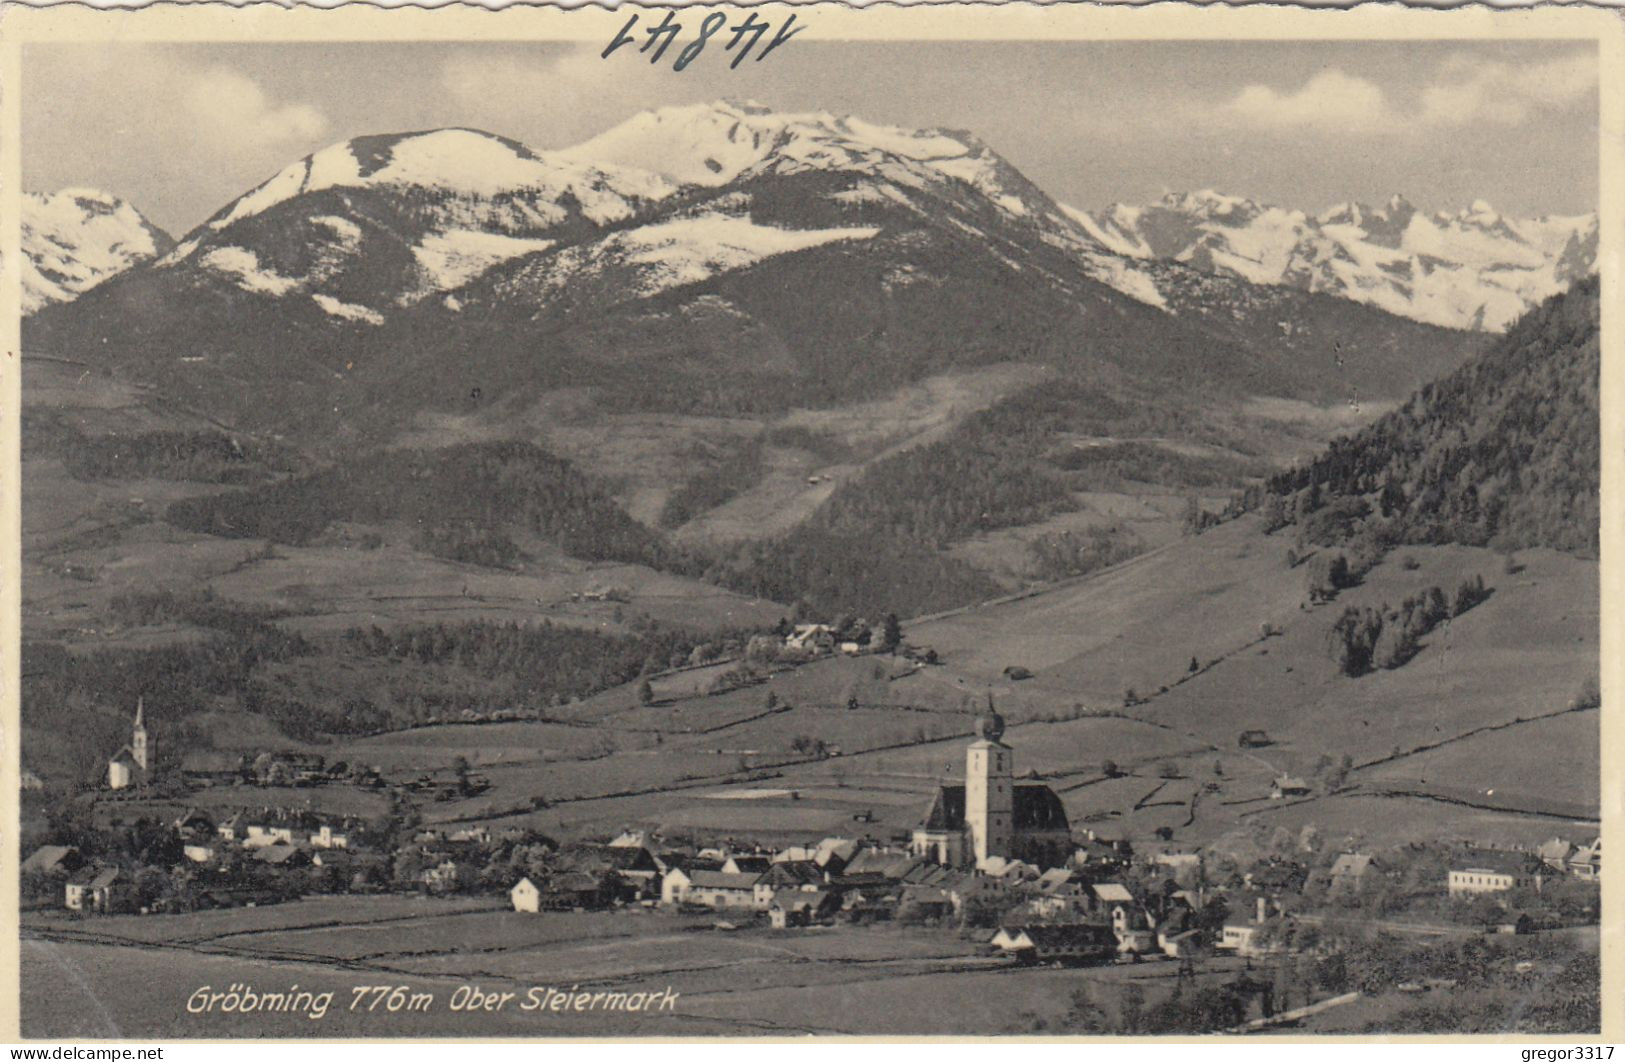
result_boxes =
[131,697,149,771]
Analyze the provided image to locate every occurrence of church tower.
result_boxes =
[131,697,149,771]
[965,699,1013,866]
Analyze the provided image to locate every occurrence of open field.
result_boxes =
[71,514,1596,853]
[21,895,1263,1038]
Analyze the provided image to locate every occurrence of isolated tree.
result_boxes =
[881,613,902,653]
[637,679,654,706]
[764,690,779,712]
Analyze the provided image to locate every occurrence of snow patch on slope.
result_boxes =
[22,188,170,312]
[200,246,300,296]
[412,230,557,293]
[311,292,384,325]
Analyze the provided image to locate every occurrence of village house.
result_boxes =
[312,824,350,850]
[254,843,311,870]
[769,889,838,928]
[21,845,83,878]
[538,871,609,910]
[753,861,826,907]
[681,870,763,910]
[1568,838,1602,880]
[721,853,772,877]
[1327,852,1377,893]
[897,884,958,922]
[216,813,244,843]
[1219,897,1288,957]
[784,624,837,655]
[511,876,541,913]
[911,707,1071,870]
[1448,850,1547,896]
[245,823,299,848]
[65,867,131,914]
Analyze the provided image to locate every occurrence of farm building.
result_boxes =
[1270,775,1311,799]
[911,708,1071,870]
[990,923,1115,965]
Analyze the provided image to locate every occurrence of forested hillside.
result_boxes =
[165,442,675,569]
[1264,277,1599,556]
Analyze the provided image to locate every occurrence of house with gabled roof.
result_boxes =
[65,866,131,913]
[721,853,772,877]
[769,889,838,928]
[21,845,82,877]
[683,870,763,910]
[1327,852,1378,892]
[1568,837,1601,880]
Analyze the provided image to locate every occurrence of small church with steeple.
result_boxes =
[911,702,1072,870]
[106,698,151,790]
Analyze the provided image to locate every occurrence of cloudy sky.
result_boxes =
[22,39,1598,237]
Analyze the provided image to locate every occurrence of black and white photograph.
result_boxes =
[8,5,1612,1040]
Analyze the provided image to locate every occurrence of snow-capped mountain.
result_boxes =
[1067,190,1596,331]
[22,189,172,313]
[156,127,677,325]
[26,102,1484,446]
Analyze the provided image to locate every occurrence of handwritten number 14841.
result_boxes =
[602,11,804,71]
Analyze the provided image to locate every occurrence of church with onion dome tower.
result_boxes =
[911,702,1072,870]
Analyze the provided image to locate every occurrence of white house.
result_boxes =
[684,871,762,910]
[1447,850,1545,896]
[312,824,349,849]
[511,877,541,913]
[661,867,693,906]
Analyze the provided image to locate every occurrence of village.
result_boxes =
[21,684,1602,1024]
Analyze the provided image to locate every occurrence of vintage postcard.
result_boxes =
[3,2,1618,1041]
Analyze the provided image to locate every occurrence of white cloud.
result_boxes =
[182,65,329,151]
[1420,51,1597,127]
[1221,49,1596,136]
[1225,69,1396,134]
